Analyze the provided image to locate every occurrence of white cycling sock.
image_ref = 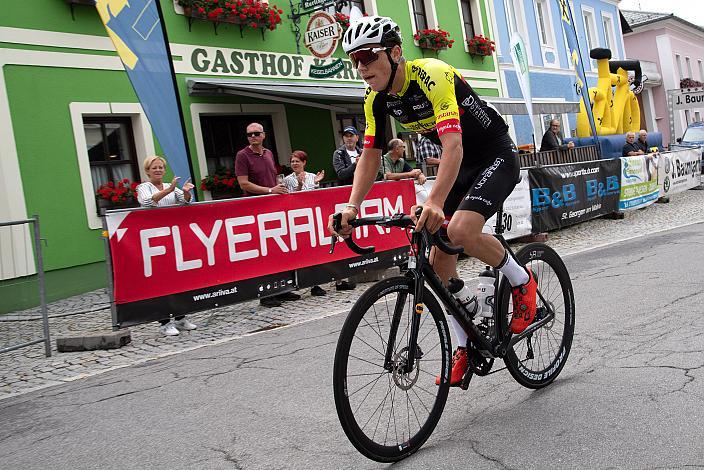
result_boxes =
[498,252,529,287]
[447,315,468,349]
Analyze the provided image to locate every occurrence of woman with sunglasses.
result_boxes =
[329,16,538,387]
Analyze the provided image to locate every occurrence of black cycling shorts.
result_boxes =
[443,142,520,220]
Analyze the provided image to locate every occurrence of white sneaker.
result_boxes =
[160,322,180,336]
[175,318,197,331]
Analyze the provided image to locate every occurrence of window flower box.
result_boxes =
[414,28,454,52]
[467,34,495,61]
[96,179,140,214]
[200,168,241,199]
[179,0,283,36]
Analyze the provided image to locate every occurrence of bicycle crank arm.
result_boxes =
[506,310,555,350]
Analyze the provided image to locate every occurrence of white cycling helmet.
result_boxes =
[342,16,402,54]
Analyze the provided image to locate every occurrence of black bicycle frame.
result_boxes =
[382,207,556,373]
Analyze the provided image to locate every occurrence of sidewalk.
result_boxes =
[2,190,704,399]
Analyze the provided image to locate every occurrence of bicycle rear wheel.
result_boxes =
[497,243,575,389]
[333,277,451,462]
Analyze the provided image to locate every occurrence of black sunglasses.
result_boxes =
[349,47,388,68]
[246,131,263,137]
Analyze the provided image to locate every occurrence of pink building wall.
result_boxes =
[624,19,704,146]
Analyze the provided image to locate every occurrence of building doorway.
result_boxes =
[199,115,279,175]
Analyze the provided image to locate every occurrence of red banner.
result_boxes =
[106,181,415,305]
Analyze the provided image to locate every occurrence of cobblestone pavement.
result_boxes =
[2,190,703,399]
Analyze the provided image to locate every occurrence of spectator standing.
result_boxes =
[235,122,301,307]
[283,150,327,296]
[415,133,443,166]
[282,150,324,193]
[136,155,197,336]
[332,126,362,185]
[622,131,644,157]
[379,139,427,185]
[540,119,575,152]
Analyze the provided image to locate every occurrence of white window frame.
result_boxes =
[503,0,533,65]
[190,103,291,201]
[695,111,702,123]
[676,54,683,80]
[601,11,617,60]
[685,56,693,80]
[581,6,599,71]
[407,0,439,42]
[534,0,559,68]
[325,0,377,17]
[70,102,155,230]
[457,0,483,53]
[540,112,572,138]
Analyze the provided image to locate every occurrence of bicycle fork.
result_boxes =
[383,235,428,375]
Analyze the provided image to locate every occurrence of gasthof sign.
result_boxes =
[304,11,341,59]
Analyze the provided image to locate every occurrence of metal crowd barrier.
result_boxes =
[420,145,600,176]
[0,216,51,357]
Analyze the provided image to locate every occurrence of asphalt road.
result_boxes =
[2,223,703,470]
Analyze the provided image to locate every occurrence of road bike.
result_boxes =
[330,206,575,462]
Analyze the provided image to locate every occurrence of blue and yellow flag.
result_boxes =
[96,0,193,187]
[555,0,598,140]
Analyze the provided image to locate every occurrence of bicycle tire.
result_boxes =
[333,276,452,462]
[497,243,575,389]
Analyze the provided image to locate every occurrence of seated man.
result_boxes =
[637,130,656,153]
[379,138,427,184]
[540,119,575,152]
[622,131,644,157]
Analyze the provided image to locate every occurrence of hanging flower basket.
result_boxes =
[179,0,283,34]
[414,28,454,52]
[466,34,495,60]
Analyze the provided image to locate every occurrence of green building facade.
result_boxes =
[0,0,502,311]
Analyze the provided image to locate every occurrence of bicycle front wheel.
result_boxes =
[497,243,575,389]
[333,277,451,463]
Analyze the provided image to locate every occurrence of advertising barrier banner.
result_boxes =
[483,169,532,239]
[106,181,414,326]
[529,160,621,232]
[619,155,659,210]
[417,172,531,240]
[658,148,702,196]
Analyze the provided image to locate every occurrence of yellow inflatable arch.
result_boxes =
[576,48,642,137]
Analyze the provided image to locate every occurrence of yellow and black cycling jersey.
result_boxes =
[363,58,509,155]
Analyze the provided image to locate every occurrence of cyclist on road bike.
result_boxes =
[328,16,538,386]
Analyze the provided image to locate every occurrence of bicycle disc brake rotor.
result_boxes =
[391,346,421,390]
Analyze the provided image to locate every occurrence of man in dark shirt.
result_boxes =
[234,122,299,307]
[332,126,362,185]
[637,130,653,153]
[622,131,644,157]
[235,122,287,197]
[540,119,575,152]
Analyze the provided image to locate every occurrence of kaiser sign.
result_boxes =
[304,11,341,59]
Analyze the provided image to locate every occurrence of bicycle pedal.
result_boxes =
[459,370,474,390]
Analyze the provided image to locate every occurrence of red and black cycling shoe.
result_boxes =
[435,347,468,386]
[510,268,538,334]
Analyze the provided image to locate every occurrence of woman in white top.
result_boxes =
[282,151,327,296]
[282,150,324,193]
[136,155,194,207]
[136,155,197,336]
